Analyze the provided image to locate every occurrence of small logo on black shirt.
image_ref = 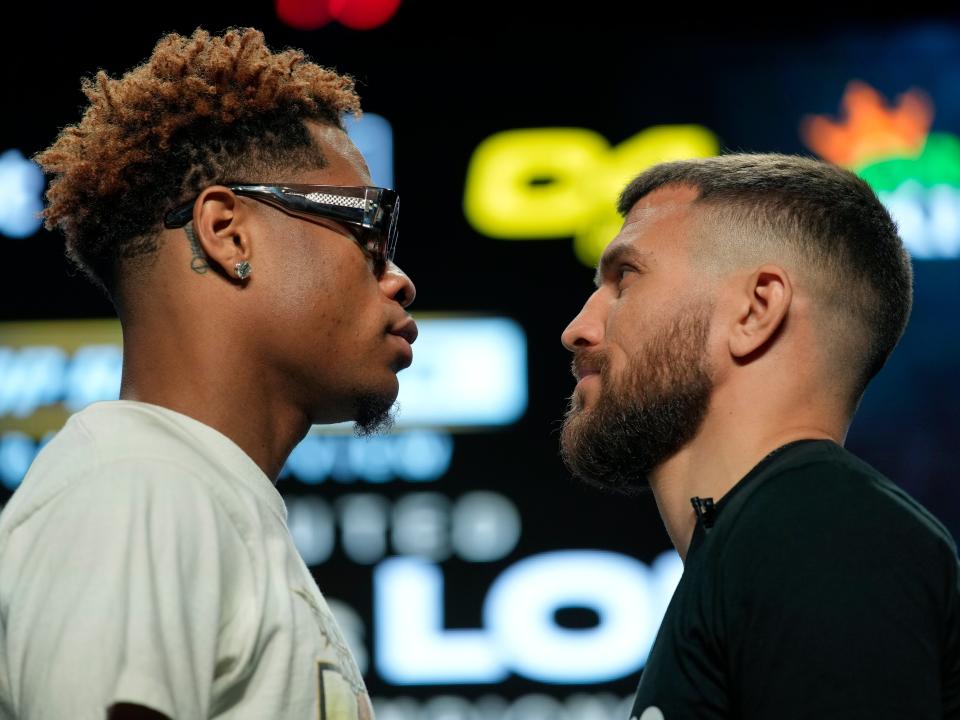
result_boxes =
[633,708,665,720]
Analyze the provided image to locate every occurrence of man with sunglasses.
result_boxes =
[0,28,413,720]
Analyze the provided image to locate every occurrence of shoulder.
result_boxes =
[0,406,247,550]
[728,442,954,552]
[1,401,256,542]
[713,442,957,604]
[3,455,235,551]
[698,444,957,715]
[0,451,256,620]
[75,400,233,472]
[11,401,224,491]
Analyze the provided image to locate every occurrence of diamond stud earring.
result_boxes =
[235,261,252,280]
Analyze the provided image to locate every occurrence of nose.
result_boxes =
[561,290,605,352]
[380,260,416,308]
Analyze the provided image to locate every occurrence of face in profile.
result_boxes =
[247,122,417,435]
[559,187,715,492]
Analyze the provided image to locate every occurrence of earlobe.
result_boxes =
[729,265,792,360]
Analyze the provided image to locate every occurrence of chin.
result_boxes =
[372,372,400,405]
[353,392,398,436]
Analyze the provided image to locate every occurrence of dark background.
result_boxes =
[2,3,959,714]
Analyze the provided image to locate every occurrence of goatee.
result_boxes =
[354,394,397,436]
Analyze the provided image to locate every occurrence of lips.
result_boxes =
[571,356,602,382]
[387,317,418,371]
[389,318,418,345]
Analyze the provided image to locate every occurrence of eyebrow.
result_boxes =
[594,244,651,288]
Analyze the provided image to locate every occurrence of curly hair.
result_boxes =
[35,27,362,296]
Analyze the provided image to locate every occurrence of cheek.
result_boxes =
[606,287,679,349]
[604,303,646,357]
[258,236,327,310]
[319,268,385,343]
[595,342,629,392]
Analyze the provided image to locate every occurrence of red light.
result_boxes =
[276,0,401,30]
[275,0,336,30]
[330,0,401,29]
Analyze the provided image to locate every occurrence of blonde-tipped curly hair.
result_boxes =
[36,27,361,295]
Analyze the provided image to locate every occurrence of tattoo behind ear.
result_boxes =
[184,223,210,274]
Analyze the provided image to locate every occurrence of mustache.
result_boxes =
[571,349,610,380]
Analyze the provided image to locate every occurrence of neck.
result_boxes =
[649,402,845,562]
[118,317,311,483]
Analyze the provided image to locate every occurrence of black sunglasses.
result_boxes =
[163,184,400,268]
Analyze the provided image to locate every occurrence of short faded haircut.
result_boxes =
[618,153,912,406]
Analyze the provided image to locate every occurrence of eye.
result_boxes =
[349,232,383,275]
[615,265,637,295]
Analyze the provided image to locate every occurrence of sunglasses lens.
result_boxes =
[384,197,399,263]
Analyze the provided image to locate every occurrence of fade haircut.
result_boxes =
[617,153,913,407]
[35,27,361,299]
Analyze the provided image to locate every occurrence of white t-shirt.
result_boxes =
[0,400,373,720]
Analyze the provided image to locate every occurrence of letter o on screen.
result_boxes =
[483,550,658,683]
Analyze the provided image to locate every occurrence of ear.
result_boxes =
[728,264,793,359]
[188,186,253,281]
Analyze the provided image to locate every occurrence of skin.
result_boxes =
[117,121,416,483]
[561,185,850,560]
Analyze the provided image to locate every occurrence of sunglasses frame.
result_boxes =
[163,184,400,268]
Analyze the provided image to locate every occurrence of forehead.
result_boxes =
[600,185,700,267]
[298,121,372,186]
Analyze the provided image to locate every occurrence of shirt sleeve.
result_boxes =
[717,469,952,720]
[0,459,250,720]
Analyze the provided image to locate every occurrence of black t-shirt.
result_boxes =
[631,440,960,720]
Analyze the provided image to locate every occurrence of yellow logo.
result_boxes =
[463,126,719,266]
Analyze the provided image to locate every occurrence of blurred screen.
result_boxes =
[2,6,958,718]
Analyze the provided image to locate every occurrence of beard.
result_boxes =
[560,302,714,494]
[353,393,397,437]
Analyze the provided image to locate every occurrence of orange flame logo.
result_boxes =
[801,81,934,168]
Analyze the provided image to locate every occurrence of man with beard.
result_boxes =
[560,154,960,719]
[0,28,415,719]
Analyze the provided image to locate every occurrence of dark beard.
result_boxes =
[353,394,397,437]
[560,304,713,494]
